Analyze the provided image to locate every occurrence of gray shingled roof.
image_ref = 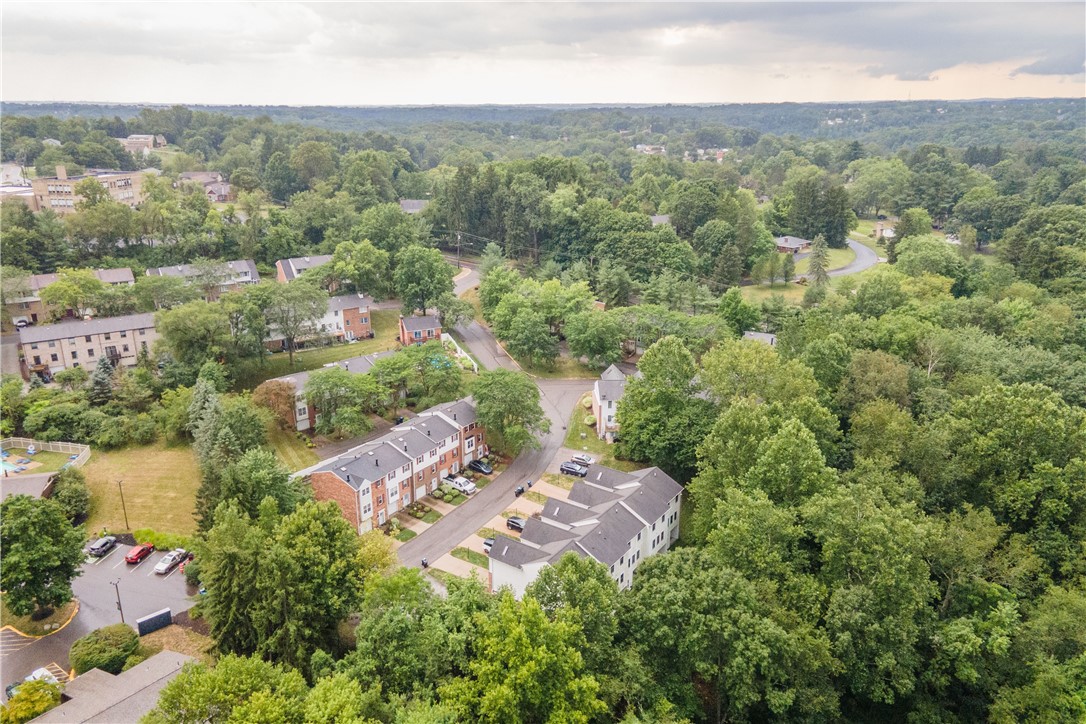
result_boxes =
[411,414,458,443]
[27,268,134,293]
[400,315,440,332]
[270,350,393,390]
[775,235,812,249]
[328,293,372,312]
[385,429,438,460]
[489,537,549,567]
[399,199,429,214]
[316,443,413,489]
[520,517,578,547]
[32,651,194,723]
[600,364,626,381]
[430,398,477,427]
[595,379,627,402]
[279,254,333,281]
[18,312,156,344]
[147,259,259,282]
[576,504,643,566]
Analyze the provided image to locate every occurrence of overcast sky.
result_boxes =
[3,2,1083,105]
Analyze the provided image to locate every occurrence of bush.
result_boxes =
[583,415,596,426]
[52,468,90,521]
[69,624,139,675]
[1,679,61,724]
[432,490,444,500]
[583,396,593,410]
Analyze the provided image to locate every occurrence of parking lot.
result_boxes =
[1,542,197,699]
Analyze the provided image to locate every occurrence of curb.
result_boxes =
[0,599,80,639]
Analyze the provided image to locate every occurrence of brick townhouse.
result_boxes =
[270,351,395,432]
[18,312,158,380]
[398,314,441,346]
[298,399,486,533]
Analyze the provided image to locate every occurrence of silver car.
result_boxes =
[447,475,477,495]
[154,548,187,575]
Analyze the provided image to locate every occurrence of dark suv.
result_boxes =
[467,459,493,475]
[87,536,117,557]
[506,517,526,532]
[559,462,588,477]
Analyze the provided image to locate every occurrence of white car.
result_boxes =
[154,548,188,575]
[445,475,477,495]
[570,454,594,465]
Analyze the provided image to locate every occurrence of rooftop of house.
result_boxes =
[400,315,441,332]
[775,235,812,249]
[399,199,429,214]
[178,171,224,184]
[489,464,683,571]
[742,331,778,345]
[270,350,394,390]
[23,268,135,294]
[327,293,373,313]
[277,254,334,281]
[300,398,477,485]
[650,214,671,226]
[146,259,259,282]
[31,650,194,723]
[18,312,157,344]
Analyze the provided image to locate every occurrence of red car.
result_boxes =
[124,543,155,564]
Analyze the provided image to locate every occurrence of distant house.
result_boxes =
[31,650,194,724]
[275,254,334,283]
[270,350,395,431]
[591,364,630,441]
[178,171,224,185]
[42,138,61,147]
[489,465,682,598]
[650,214,671,227]
[154,134,168,147]
[145,259,259,301]
[1,162,27,186]
[399,315,441,346]
[178,171,232,203]
[205,182,233,203]
[774,235,812,254]
[114,135,156,157]
[742,331,777,346]
[5,268,135,326]
[398,199,429,214]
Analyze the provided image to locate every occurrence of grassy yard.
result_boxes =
[519,355,602,380]
[82,441,201,536]
[140,624,215,665]
[740,283,806,305]
[3,448,71,474]
[451,546,490,569]
[268,426,319,472]
[396,528,417,542]
[460,287,485,324]
[422,509,442,524]
[524,490,547,505]
[235,309,400,389]
[794,246,855,275]
[540,472,574,491]
[1,594,78,636]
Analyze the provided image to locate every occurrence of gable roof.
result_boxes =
[146,259,258,283]
[600,364,626,381]
[775,235,812,249]
[327,293,372,313]
[26,268,134,294]
[400,315,440,332]
[270,350,393,390]
[277,254,333,281]
[19,312,156,344]
[399,199,429,214]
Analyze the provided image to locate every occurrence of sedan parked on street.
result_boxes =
[559,462,589,477]
[467,459,493,475]
[124,543,155,564]
[154,548,188,575]
[87,536,117,557]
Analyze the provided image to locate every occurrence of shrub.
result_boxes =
[52,468,90,521]
[582,396,593,410]
[1,679,61,723]
[583,415,596,426]
[69,624,139,675]
[432,490,444,499]
[132,528,193,552]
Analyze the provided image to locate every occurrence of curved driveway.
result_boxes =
[829,239,880,277]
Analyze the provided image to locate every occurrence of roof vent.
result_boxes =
[426,430,431,437]
[453,413,457,420]
[346,474,352,484]
[501,545,509,556]
[339,466,347,472]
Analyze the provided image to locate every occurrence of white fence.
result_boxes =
[443,336,478,373]
[1,438,91,468]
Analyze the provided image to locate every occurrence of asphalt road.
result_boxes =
[829,239,881,277]
[1,543,196,697]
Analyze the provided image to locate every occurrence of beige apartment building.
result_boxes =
[5,268,135,327]
[30,166,148,215]
[18,312,158,380]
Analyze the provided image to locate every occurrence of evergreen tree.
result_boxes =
[87,354,114,406]
[781,253,796,283]
[807,234,830,287]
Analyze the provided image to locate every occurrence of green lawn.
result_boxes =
[268,426,319,472]
[563,395,643,472]
[2,448,71,474]
[421,509,442,524]
[451,546,490,569]
[540,472,574,491]
[517,355,601,380]
[396,528,417,542]
[81,441,201,536]
[460,287,485,324]
[234,309,400,389]
[794,246,855,275]
[740,283,806,305]
[1,594,78,636]
[524,491,547,505]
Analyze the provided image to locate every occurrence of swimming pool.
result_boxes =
[2,461,18,472]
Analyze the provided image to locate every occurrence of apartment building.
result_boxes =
[18,312,158,380]
[5,268,135,326]
[399,315,441,346]
[275,254,333,283]
[299,399,486,533]
[31,166,148,215]
[271,351,395,432]
[591,364,632,442]
[489,465,682,598]
[145,260,259,301]
[114,134,156,156]
[319,294,374,341]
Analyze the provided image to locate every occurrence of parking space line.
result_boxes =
[112,557,126,569]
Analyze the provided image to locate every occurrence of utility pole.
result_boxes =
[117,479,129,530]
[456,231,462,269]
[111,579,125,624]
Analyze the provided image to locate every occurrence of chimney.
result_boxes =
[56,165,67,180]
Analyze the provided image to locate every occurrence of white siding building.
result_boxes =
[489,465,682,598]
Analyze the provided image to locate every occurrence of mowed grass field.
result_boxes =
[794,246,855,275]
[563,393,642,472]
[268,425,319,472]
[235,309,400,389]
[81,441,201,536]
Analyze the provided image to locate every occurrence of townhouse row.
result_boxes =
[298,399,486,533]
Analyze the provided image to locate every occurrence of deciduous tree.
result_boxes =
[0,496,85,617]
[472,369,550,455]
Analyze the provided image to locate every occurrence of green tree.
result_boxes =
[478,242,506,279]
[331,239,391,298]
[717,288,759,336]
[155,300,232,368]
[780,252,796,284]
[38,267,104,319]
[133,275,199,311]
[805,234,831,287]
[265,282,328,367]
[594,259,635,308]
[304,365,389,437]
[51,467,90,522]
[440,593,607,724]
[198,502,266,656]
[220,449,308,518]
[499,307,559,368]
[0,679,61,724]
[434,292,474,330]
[394,245,454,314]
[0,496,85,617]
[891,207,934,262]
[472,369,550,455]
[289,141,337,189]
[69,624,138,675]
[478,266,522,322]
[565,310,622,369]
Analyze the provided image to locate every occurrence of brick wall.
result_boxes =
[342,306,371,340]
[309,472,360,531]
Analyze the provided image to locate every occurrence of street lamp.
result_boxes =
[111,579,125,624]
[117,479,129,530]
